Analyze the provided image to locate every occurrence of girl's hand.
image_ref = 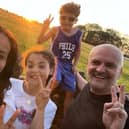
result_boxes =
[35,76,52,110]
[0,105,20,129]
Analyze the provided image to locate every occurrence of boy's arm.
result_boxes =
[73,32,83,67]
[72,39,82,72]
[37,15,54,44]
[73,46,81,66]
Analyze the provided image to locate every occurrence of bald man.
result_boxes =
[61,44,129,129]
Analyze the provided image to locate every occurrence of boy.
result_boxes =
[37,2,83,114]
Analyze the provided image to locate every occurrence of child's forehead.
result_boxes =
[28,53,45,60]
[60,12,76,18]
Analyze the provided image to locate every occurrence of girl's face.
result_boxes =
[0,33,11,72]
[25,53,52,88]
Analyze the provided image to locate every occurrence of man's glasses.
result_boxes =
[60,16,76,22]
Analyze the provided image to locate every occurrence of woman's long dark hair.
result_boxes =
[0,25,18,105]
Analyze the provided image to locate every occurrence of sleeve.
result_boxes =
[3,89,16,123]
[124,97,129,129]
[44,99,57,129]
[3,78,21,123]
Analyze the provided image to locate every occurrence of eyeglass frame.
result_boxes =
[60,15,77,22]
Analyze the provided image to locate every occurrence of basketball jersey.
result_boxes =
[52,27,82,63]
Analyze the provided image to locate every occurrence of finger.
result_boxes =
[119,85,125,104]
[0,105,5,123]
[38,75,44,89]
[46,78,53,89]
[48,14,54,22]
[107,106,126,116]
[103,102,113,112]
[6,109,20,127]
[48,14,52,19]
[111,86,118,103]
[50,17,54,23]
[24,80,29,88]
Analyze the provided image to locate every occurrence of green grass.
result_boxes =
[0,8,129,91]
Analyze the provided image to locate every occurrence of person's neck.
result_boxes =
[61,26,74,33]
[90,89,111,95]
[23,82,38,96]
[90,85,119,95]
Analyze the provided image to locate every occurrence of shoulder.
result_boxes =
[75,27,83,34]
[50,26,58,34]
[9,77,23,93]
[124,95,129,129]
[45,99,57,112]
[125,94,129,107]
[49,26,59,39]
[73,27,83,41]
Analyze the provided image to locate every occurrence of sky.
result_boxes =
[0,0,129,35]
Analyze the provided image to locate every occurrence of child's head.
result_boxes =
[0,25,18,104]
[0,26,18,78]
[59,2,81,18]
[59,2,81,31]
[24,50,55,86]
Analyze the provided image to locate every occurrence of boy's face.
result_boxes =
[0,33,11,72]
[59,12,77,32]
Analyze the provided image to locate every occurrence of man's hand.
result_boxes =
[103,86,128,129]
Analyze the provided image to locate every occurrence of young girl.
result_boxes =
[37,2,83,114]
[4,50,57,129]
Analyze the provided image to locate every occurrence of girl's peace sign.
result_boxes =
[0,105,20,129]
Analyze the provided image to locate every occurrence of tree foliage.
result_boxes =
[78,23,129,56]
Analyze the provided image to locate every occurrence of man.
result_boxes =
[61,44,129,129]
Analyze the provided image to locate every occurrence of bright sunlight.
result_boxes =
[0,0,129,34]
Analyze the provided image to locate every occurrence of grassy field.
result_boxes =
[0,8,129,91]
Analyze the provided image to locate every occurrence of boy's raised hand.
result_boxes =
[0,105,20,129]
[43,14,54,28]
[37,14,54,44]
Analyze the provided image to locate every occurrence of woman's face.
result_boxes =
[25,53,52,89]
[0,33,11,72]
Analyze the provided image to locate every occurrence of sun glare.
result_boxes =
[0,0,129,34]
[25,17,34,22]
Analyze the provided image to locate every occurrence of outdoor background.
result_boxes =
[0,7,129,129]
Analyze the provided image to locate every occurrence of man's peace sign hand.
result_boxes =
[103,86,128,129]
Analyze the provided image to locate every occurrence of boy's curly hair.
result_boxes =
[59,2,81,17]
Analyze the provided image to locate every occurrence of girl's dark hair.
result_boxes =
[0,25,18,104]
[25,50,55,70]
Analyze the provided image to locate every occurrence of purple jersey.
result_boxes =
[52,27,82,63]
